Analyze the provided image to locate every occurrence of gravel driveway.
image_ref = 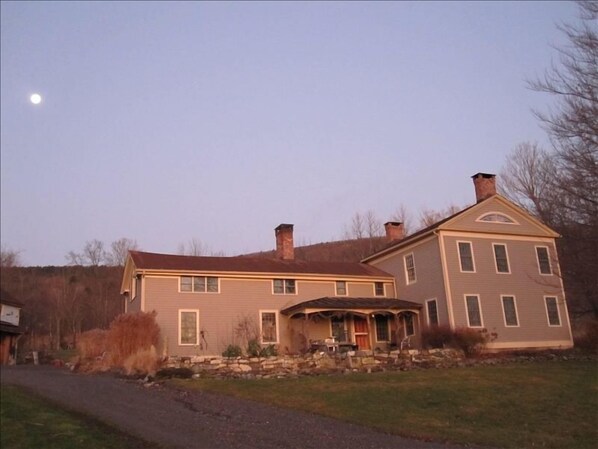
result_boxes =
[1,365,479,449]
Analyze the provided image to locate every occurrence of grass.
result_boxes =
[0,385,163,449]
[172,361,598,449]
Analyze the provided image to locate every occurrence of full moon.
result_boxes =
[30,93,42,105]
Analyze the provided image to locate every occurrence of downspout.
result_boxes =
[435,230,456,329]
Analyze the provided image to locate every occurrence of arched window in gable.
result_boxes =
[476,212,518,224]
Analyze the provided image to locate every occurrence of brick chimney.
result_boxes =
[471,173,497,203]
[275,224,294,260]
[384,221,404,242]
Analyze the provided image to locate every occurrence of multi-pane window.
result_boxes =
[404,313,415,336]
[458,242,475,272]
[501,296,519,327]
[375,315,390,341]
[180,276,218,293]
[536,247,552,275]
[179,310,199,345]
[465,295,483,327]
[426,299,439,326]
[374,282,385,296]
[331,316,347,342]
[273,279,296,294]
[404,253,416,284]
[493,244,510,273]
[545,297,561,326]
[335,281,347,296]
[260,311,278,343]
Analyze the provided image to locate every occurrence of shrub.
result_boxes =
[123,345,160,376]
[106,311,161,367]
[246,339,278,357]
[422,325,454,349]
[452,327,489,357]
[222,344,243,358]
[77,329,109,360]
[574,319,598,354]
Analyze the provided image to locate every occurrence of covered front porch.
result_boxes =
[281,297,422,354]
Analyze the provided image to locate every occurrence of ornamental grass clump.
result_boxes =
[106,311,161,367]
[77,329,109,360]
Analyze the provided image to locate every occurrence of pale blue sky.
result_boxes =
[1,1,578,266]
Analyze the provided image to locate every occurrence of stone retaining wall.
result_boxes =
[159,349,595,380]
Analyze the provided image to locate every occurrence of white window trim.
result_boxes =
[492,243,511,274]
[259,309,280,344]
[179,275,220,294]
[457,241,476,273]
[500,295,520,327]
[425,298,439,326]
[374,282,385,296]
[535,246,553,276]
[464,294,484,328]
[476,211,519,225]
[272,279,298,295]
[335,281,348,296]
[544,296,562,327]
[178,309,200,346]
[404,253,417,284]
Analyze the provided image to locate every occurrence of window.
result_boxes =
[458,241,475,272]
[404,313,415,336]
[179,310,199,345]
[536,247,552,275]
[465,295,483,327]
[375,315,390,341]
[273,279,296,294]
[426,299,439,326]
[478,212,516,224]
[404,253,416,284]
[374,282,385,296]
[545,297,561,326]
[260,311,279,343]
[501,296,519,327]
[335,281,347,296]
[331,316,347,342]
[180,276,219,293]
[493,244,510,274]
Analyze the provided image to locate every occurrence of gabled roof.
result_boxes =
[128,251,393,278]
[0,289,24,308]
[281,297,422,316]
[362,194,559,263]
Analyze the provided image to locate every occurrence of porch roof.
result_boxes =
[281,297,422,316]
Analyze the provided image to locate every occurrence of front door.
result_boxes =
[353,316,370,349]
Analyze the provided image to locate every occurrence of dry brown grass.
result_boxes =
[106,311,161,367]
[123,345,160,376]
[76,311,161,375]
[77,329,109,360]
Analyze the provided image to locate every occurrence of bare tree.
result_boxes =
[178,238,208,257]
[344,210,383,240]
[107,238,139,266]
[418,204,462,229]
[528,1,598,226]
[390,203,414,236]
[1,245,21,268]
[499,142,558,223]
[67,240,107,266]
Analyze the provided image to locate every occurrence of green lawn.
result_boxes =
[173,361,598,449]
[0,385,162,449]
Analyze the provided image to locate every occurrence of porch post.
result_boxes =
[367,314,374,351]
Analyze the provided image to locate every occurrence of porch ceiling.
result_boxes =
[281,297,422,316]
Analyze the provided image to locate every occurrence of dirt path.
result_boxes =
[1,365,476,449]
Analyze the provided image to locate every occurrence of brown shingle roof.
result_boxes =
[281,297,422,315]
[129,251,393,278]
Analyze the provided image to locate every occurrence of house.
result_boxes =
[120,173,573,355]
[0,289,24,365]
[120,225,422,357]
[363,173,573,350]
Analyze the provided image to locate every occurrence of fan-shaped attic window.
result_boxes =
[477,212,517,224]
